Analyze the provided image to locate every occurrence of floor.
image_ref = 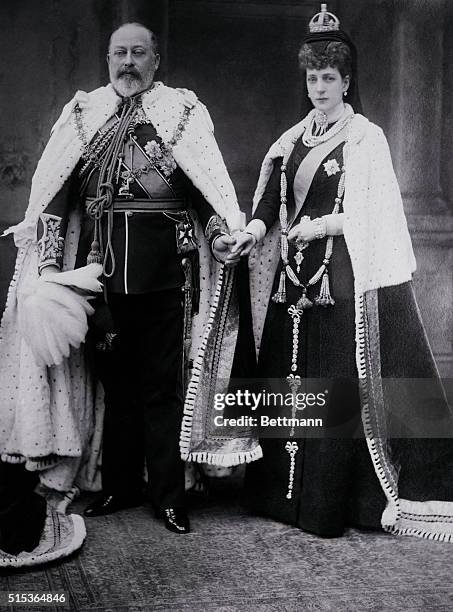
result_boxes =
[2,480,453,612]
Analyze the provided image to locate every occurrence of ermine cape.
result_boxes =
[0,82,261,493]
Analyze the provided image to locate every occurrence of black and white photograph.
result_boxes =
[1,0,453,610]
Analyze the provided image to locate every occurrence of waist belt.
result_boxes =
[85,197,187,213]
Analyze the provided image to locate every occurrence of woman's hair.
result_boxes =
[298,41,352,78]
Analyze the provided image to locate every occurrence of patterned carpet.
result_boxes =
[2,478,453,612]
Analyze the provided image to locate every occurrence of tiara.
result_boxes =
[309,4,340,33]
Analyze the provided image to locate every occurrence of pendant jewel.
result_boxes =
[313,110,328,136]
[285,440,299,499]
[302,104,353,148]
[294,250,304,274]
[287,373,301,393]
[118,170,134,199]
[288,304,303,374]
[294,235,309,273]
[286,373,303,439]
[175,217,198,254]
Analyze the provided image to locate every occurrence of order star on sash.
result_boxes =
[323,158,340,176]
[144,139,177,177]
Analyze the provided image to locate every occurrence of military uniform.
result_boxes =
[37,94,224,511]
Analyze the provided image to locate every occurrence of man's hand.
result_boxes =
[212,234,238,265]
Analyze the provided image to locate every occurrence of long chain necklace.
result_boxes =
[285,168,344,366]
[275,139,347,500]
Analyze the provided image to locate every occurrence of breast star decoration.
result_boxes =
[323,158,340,177]
[144,140,177,177]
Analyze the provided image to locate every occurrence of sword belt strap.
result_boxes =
[85,197,187,213]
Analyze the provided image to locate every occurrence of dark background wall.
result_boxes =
[1,0,452,375]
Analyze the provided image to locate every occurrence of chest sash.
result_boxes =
[290,126,348,227]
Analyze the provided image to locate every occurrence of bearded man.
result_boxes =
[0,22,261,538]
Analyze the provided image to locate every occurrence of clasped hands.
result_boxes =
[212,217,320,266]
[212,233,255,266]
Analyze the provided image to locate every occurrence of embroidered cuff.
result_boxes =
[37,213,65,274]
[211,234,229,263]
[205,215,228,243]
[205,215,228,262]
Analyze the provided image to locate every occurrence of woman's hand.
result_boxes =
[288,218,316,243]
[225,231,256,265]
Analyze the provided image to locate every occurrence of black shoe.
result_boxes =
[158,508,190,534]
[84,493,143,517]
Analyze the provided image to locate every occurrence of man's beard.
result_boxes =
[112,69,153,97]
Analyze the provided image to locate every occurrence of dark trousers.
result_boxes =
[95,289,186,511]
[0,461,46,555]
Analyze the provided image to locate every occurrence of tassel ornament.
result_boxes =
[315,270,335,307]
[296,289,313,311]
[87,239,103,265]
[272,269,287,303]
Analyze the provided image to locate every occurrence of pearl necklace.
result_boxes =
[302,103,353,148]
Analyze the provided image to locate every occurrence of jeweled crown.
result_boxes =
[309,4,340,33]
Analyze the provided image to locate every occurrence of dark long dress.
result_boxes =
[246,135,387,537]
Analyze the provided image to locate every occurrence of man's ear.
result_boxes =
[155,53,161,70]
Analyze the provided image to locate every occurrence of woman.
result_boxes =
[230,4,453,539]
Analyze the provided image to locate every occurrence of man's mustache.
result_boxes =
[117,68,141,79]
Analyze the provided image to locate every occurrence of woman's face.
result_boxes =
[306,66,350,117]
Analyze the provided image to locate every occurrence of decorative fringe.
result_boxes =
[1,453,26,464]
[180,266,262,465]
[25,454,62,472]
[314,270,335,307]
[186,445,263,468]
[388,525,453,543]
[180,268,225,460]
[356,291,401,535]
[272,270,287,303]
